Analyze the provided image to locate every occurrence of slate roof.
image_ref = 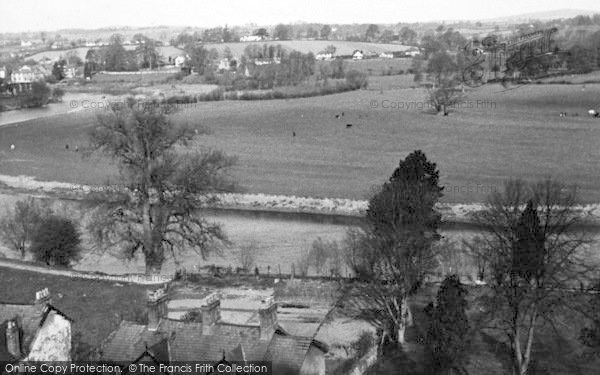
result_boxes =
[264,335,313,375]
[101,321,168,362]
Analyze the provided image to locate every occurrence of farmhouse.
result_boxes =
[8,66,45,93]
[380,52,394,59]
[315,53,333,61]
[101,288,327,375]
[405,46,421,57]
[174,55,187,67]
[240,35,266,42]
[0,288,72,362]
[352,50,363,60]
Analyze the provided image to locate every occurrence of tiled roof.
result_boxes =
[101,321,168,362]
[264,334,313,375]
[0,303,44,358]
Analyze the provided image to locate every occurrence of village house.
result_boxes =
[0,288,73,363]
[217,58,231,71]
[101,288,327,375]
[352,50,363,60]
[174,55,187,67]
[315,53,333,61]
[379,52,394,59]
[9,66,46,94]
[405,46,421,57]
[240,35,266,42]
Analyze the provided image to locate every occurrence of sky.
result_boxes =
[2,0,600,33]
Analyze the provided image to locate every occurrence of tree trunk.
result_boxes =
[397,297,413,349]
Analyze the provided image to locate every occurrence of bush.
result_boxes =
[345,70,368,89]
[352,331,375,358]
[51,87,65,102]
[30,215,81,267]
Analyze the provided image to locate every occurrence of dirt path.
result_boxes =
[0,257,170,285]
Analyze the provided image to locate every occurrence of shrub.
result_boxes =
[345,70,368,89]
[352,331,375,358]
[30,215,81,267]
[51,87,65,102]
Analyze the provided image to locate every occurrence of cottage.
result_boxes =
[240,35,266,42]
[352,50,363,60]
[315,53,333,61]
[0,288,73,363]
[101,289,327,375]
[174,55,187,67]
[406,47,421,57]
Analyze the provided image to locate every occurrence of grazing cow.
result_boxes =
[588,109,599,117]
[65,144,69,150]
[346,124,352,128]
[292,131,296,137]
[10,144,15,151]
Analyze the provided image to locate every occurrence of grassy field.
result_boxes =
[202,40,412,58]
[1,80,600,203]
[0,265,152,352]
[323,58,414,76]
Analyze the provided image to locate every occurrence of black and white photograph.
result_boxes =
[1,0,600,373]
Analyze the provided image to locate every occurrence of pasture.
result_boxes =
[202,40,412,58]
[1,80,600,203]
[323,58,414,76]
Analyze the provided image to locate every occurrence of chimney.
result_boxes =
[5,320,21,358]
[201,293,221,335]
[147,287,168,331]
[258,297,277,340]
[35,288,51,306]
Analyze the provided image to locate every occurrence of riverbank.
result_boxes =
[1,174,600,225]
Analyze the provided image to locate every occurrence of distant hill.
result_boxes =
[482,9,598,23]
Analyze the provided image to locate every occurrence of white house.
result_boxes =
[380,52,394,59]
[240,35,265,42]
[406,47,421,57]
[20,40,32,48]
[352,50,364,60]
[315,53,333,61]
[174,55,186,67]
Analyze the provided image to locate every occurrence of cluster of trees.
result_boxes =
[0,198,81,266]
[339,149,597,374]
[84,33,162,72]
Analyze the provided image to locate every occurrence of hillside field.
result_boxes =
[1,80,600,203]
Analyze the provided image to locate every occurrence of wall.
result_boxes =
[25,312,71,361]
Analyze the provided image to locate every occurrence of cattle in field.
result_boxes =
[346,124,352,128]
[10,144,15,151]
[588,109,599,117]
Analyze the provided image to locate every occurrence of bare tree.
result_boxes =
[295,247,311,277]
[87,99,236,274]
[0,197,51,258]
[238,240,259,271]
[468,178,595,375]
[345,150,443,348]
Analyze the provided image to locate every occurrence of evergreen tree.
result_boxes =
[425,275,470,375]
